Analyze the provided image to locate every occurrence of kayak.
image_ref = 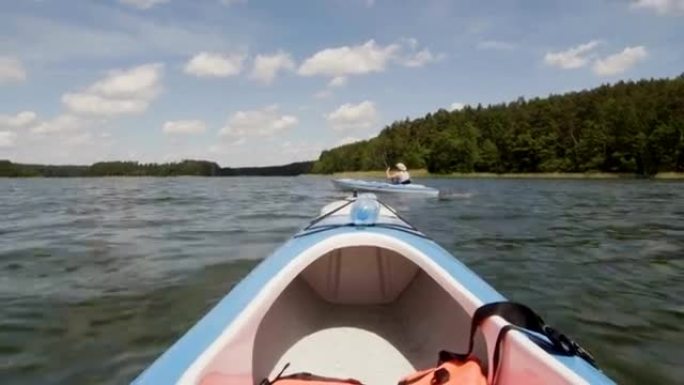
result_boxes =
[332,178,439,196]
[133,195,615,385]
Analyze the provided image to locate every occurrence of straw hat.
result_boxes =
[396,162,407,171]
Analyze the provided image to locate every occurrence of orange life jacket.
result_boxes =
[399,302,600,385]
[398,358,487,385]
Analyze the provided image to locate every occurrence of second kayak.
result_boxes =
[332,178,439,196]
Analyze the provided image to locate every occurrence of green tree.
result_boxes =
[311,75,684,176]
[477,139,500,172]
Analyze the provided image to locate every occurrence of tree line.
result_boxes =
[0,160,314,177]
[312,75,684,175]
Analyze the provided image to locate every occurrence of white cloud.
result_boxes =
[62,94,150,116]
[119,0,170,9]
[336,136,362,146]
[62,63,163,116]
[0,111,37,128]
[477,40,516,51]
[298,38,439,82]
[592,46,648,76]
[449,102,465,111]
[163,120,207,135]
[0,114,97,161]
[395,38,441,67]
[0,56,27,84]
[30,114,87,134]
[89,63,163,99]
[631,0,684,14]
[402,37,419,50]
[401,48,438,67]
[326,101,378,131]
[3,119,117,165]
[299,40,401,78]
[250,51,295,84]
[328,76,348,88]
[544,40,601,69]
[185,52,245,78]
[0,131,17,148]
[219,105,298,138]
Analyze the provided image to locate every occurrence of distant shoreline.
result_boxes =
[0,160,314,177]
[327,169,684,180]
[4,159,684,179]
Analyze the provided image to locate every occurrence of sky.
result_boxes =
[0,0,682,167]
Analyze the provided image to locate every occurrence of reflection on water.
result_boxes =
[1,177,682,384]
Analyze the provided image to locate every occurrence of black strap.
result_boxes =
[442,302,597,384]
[467,302,546,355]
[303,199,354,230]
[437,350,469,365]
[261,363,291,385]
[480,303,596,366]
[376,200,420,232]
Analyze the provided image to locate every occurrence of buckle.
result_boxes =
[431,368,450,385]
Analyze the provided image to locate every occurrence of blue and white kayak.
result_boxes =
[133,195,615,385]
[332,178,439,196]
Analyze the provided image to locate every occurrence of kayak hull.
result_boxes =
[332,178,439,196]
[133,196,615,385]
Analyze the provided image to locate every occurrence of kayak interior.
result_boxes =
[198,243,487,385]
[252,246,488,384]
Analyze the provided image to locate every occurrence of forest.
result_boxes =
[0,160,313,177]
[312,75,684,176]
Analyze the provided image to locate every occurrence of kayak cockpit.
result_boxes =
[182,233,490,385]
[251,245,488,385]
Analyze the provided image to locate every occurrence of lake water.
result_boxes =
[1,177,682,385]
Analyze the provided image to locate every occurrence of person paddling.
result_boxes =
[386,162,411,185]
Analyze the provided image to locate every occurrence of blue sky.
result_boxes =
[0,0,682,166]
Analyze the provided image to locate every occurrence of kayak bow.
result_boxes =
[133,194,614,385]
